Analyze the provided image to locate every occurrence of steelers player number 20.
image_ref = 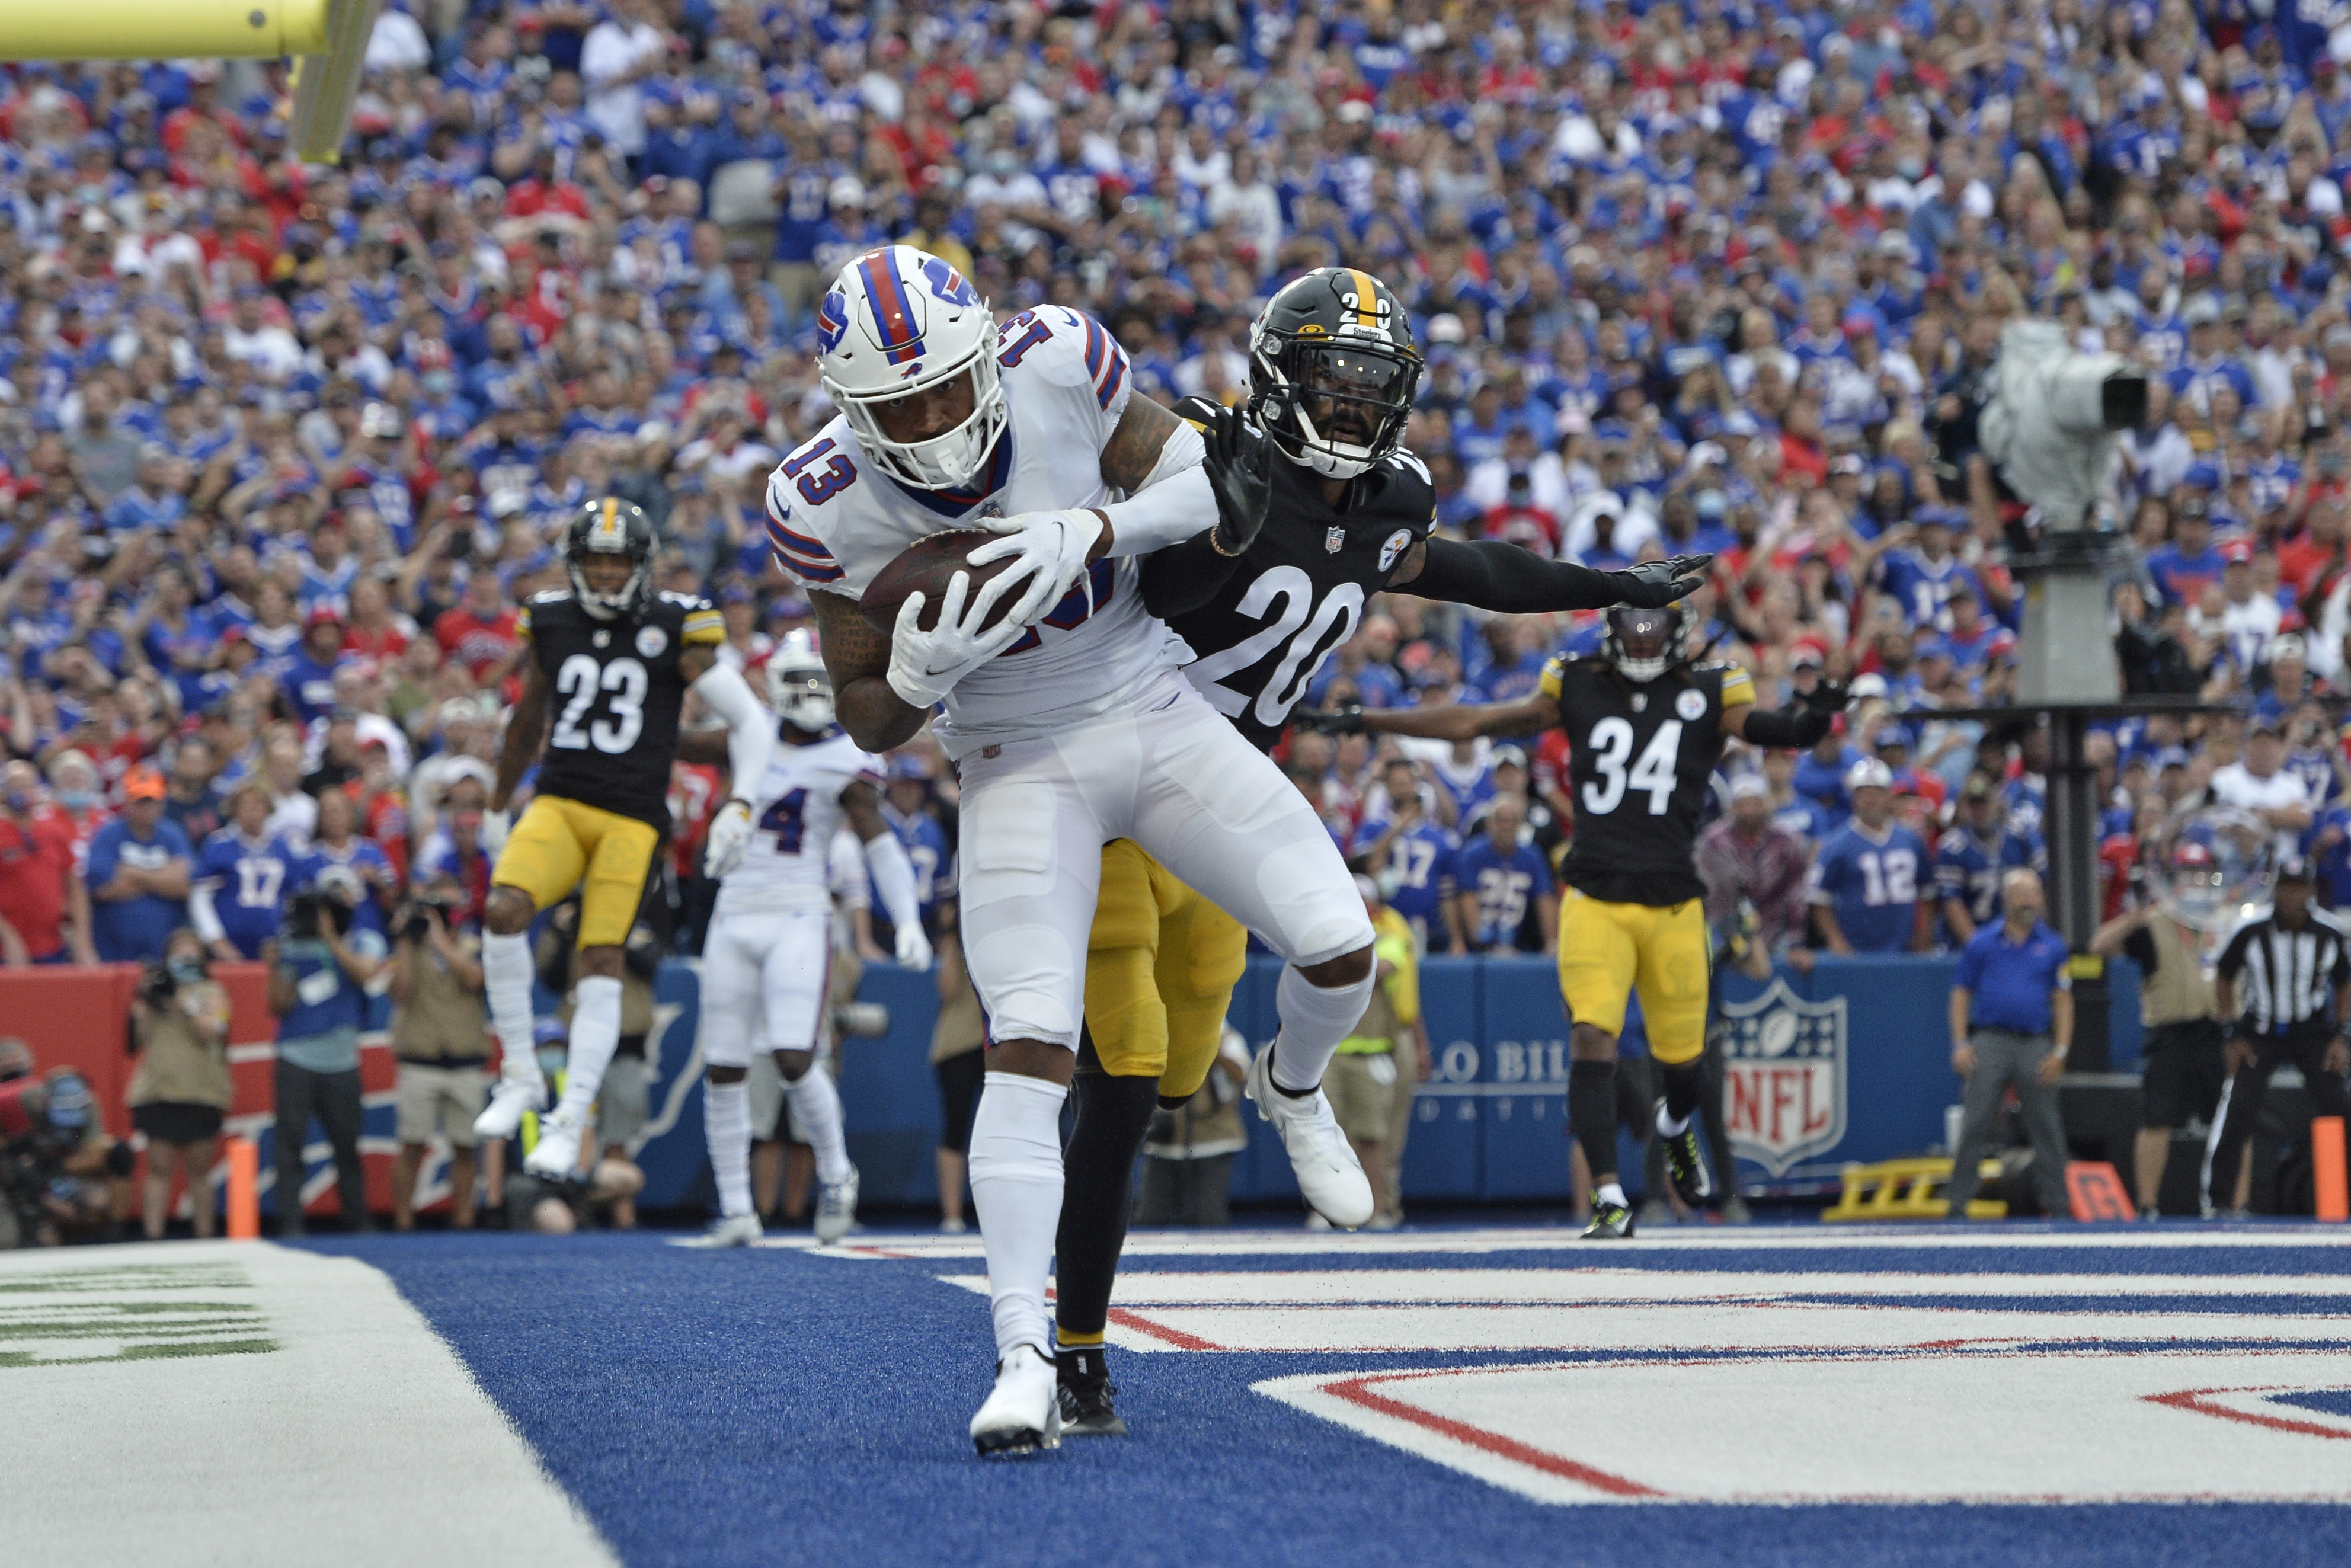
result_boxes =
[1582,718,1681,816]
[550,654,648,754]
[1187,566,1365,728]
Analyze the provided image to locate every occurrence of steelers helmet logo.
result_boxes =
[637,625,668,658]
[1675,688,1708,721]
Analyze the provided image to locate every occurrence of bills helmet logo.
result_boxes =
[920,257,978,308]
[816,290,850,356]
[1720,979,1847,1177]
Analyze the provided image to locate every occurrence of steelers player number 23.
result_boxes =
[1582,717,1682,816]
[550,654,648,754]
[1186,567,1365,728]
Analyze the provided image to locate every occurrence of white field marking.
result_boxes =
[1055,1268,2351,1305]
[760,1223,2351,1262]
[0,1242,616,1567]
[933,1272,2351,1354]
[1254,1348,2351,1505]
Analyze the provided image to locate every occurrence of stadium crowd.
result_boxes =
[2,0,2351,1230]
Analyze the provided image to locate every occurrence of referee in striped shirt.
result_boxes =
[2207,855,2351,1216]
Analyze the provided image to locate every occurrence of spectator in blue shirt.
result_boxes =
[1452,794,1556,954]
[191,782,299,962]
[2144,494,2228,609]
[1808,759,1931,954]
[1943,869,2074,1218]
[85,766,192,964]
[280,607,350,728]
[1350,757,1461,954]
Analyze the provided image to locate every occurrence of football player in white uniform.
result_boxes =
[772,245,1378,1455]
[683,633,930,1250]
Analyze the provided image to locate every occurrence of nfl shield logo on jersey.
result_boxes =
[1325,525,1346,553]
[1720,979,1847,1176]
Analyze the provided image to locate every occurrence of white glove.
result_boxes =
[482,808,511,859]
[964,508,1105,632]
[885,569,1029,708]
[703,798,753,878]
[894,919,934,971]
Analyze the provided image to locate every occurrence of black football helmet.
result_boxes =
[566,497,657,620]
[1602,603,1690,684]
[1248,267,1423,479]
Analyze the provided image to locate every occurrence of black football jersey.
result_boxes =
[1545,655,1755,906]
[523,590,726,828]
[1164,448,1436,751]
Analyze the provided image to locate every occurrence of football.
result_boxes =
[858,528,1020,636]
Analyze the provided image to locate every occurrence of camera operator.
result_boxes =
[266,867,386,1236]
[127,928,233,1239]
[0,1050,133,1247]
[387,873,487,1230]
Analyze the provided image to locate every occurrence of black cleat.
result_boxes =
[1055,1346,1128,1436]
[1582,1198,1636,1240]
[1661,1122,1715,1207]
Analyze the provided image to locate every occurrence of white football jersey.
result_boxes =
[766,305,1182,760]
[713,731,882,915]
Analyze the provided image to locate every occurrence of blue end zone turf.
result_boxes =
[302,1226,2351,1568]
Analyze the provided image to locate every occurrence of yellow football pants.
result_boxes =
[1083,839,1249,1098]
[492,793,661,948]
[1555,888,1710,1065]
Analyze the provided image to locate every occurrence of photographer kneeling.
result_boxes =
[267,868,386,1236]
[127,929,233,1240]
[388,874,487,1230]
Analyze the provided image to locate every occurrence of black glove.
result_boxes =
[1611,553,1713,609]
[1800,679,1850,715]
[1290,704,1366,736]
[1189,399,1272,557]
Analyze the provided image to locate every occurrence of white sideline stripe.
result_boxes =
[785,1224,2351,1262]
[0,1241,616,1567]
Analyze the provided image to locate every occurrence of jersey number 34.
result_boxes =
[1582,717,1681,816]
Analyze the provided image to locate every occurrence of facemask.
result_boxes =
[1896,157,1923,180]
[58,789,94,811]
[2,790,30,815]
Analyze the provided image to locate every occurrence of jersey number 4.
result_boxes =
[1582,717,1682,816]
[551,655,648,755]
[760,789,810,853]
[1187,566,1365,728]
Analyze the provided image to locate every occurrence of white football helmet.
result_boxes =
[765,628,834,732]
[817,245,1006,491]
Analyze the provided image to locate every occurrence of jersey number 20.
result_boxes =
[1188,566,1365,728]
[551,654,648,754]
[1582,717,1682,816]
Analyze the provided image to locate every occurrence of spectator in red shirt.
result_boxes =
[341,576,413,663]
[434,570,521,683]
[1482,472,1562,556]
[0,761,97,966]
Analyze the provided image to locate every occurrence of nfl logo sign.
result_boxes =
[1720,979,1847,1176]
[1326,525,1346,553]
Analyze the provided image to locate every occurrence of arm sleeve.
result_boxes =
[188,876,225,944]
[1403,537,1632,612]
[2121,926,2157,974]
[1140,529,1250,617]
[861,826,924,935]
[1096,418,1214,558]
[687,660,778,806]
[1739,704,1837,748]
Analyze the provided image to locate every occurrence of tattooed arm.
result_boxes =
[810,589,930,753]
[1082,391,1216,557]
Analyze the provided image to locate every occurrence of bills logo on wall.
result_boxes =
[1720,978,1847,1176]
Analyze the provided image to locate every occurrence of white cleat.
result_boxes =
[1245,1045,1375,1229]
[680,1214,765,1249]
[472,1070,546,1141]
[813,1166,859,1245]
[970,1344,1061,1457]
[522,1105,586,1180]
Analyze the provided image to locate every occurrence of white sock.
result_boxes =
[554,975,623,1121]
[1269,959,1377,1093]
[782,1061,852,1185]
[1597,1181,1628,1209]
[966,1071,1067,1359]
[1656,1104,1690,1138]
[704,1080,753,1219]
[483,930,538,1083]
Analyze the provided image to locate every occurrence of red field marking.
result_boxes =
[1320,1370,1667,1499]
[2145,1385,2351,1440]
[1104,1307,1221,1351]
